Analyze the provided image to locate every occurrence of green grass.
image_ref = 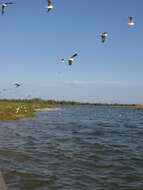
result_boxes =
[0,99,53,121]
[0,98,138,121]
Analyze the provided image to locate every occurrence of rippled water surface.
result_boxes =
[0,106,143,190]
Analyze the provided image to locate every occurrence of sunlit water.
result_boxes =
[0,106,143,190]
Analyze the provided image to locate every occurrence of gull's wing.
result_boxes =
[61,58,65,63]
[71,53,78,58]
[5,2,13,5]
[14,83,21,87]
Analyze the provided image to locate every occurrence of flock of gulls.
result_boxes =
[0,1,135,106]
[1,0,135,67]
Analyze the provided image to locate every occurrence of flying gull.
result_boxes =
[128,17,135,26]
[46,0,53,12]
[101,32,108,43]
[2,2,13,15]
[14,83,21,88]
[68,53,78,66]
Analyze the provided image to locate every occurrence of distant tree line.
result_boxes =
[0,98,136,107]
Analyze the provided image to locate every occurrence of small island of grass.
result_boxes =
[0,99,53,121]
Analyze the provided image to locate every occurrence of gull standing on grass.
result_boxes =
[16,107,20,114]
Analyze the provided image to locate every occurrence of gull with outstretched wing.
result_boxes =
[2,2,13,15]
[68,53,78,66]
[128,17,135,26]
[101,32,108,43]
[45,0,53,12]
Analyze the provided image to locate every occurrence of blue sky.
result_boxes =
[0,0,143,103]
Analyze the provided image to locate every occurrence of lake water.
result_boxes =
[0,106,143,190]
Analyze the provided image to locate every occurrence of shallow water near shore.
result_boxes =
[0,106,143,190]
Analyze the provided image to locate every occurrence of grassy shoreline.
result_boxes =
[0,99,141,121]
[0,99,53,121]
